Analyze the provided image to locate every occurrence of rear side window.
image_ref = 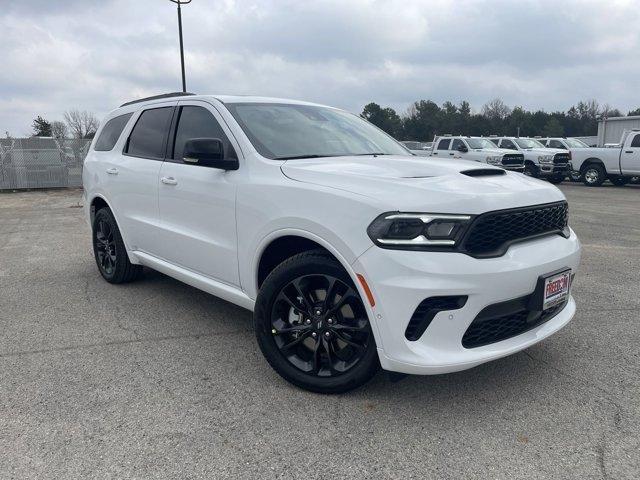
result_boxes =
[172,106,236,162]
[125,107,173,159]
[631,134,640,148]
[437,139,451,150]
[488,138,500,146]
[548,140,565,149]
[94,113,132,151]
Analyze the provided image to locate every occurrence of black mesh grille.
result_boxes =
[553,153,570,164]
[405,296,467,341]
[462,302,566,348]
[501,154,525,166]
[461,202,568,257]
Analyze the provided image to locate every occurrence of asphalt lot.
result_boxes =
[1,183,639,479]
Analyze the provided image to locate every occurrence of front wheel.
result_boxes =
[582,165,606,187]
[523,164,537,177]
[254,250,379,393]
[548,174,565,184]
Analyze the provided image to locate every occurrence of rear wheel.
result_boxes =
[92,208,142,283]
[582,164,606,187]
[610,176,630,186]
[254,250,379,393]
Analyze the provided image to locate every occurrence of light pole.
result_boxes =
[169,0,191,93]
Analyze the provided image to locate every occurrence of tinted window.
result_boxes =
[488,138,500,146]
[451,139,465,150]
[173,106,235,161]
[437,139,451,150]
[501,139,517,150]
[94,113,132,151]
[125,107,173,159]
[549,140,566,149]
[631,134,640,148]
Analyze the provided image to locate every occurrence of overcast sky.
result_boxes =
[1,0,639,136]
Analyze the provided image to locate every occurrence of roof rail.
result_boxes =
[120,92,196,107]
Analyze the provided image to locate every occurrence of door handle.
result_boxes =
[106,168,119,175]
[449,152,455,156]
[625,150,633,154]
[161,176,178,185]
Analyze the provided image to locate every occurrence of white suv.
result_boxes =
[83,93,581,393]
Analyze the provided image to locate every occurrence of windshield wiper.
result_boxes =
[353,152,389,156]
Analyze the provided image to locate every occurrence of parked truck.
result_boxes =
[539,133,640,186]
[488,137,569,184]
[430,136,525,172]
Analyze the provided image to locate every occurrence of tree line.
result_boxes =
[30,110,99,139]
[361,98,640,142]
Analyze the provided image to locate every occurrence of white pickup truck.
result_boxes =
[540,133,640,186]
[489,137,569,184]
[430,136,524,172]
[401,141,432,157]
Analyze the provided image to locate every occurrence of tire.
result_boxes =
[254,250,379,393]
[92,207,142,284]
[610,176,630,187]
[523,163,537,177]
[582,164,606,187]
[548,174,564,184]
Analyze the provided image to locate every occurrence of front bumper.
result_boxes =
[353,228,581,375]
[539,163,570,176]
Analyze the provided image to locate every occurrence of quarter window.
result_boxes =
[94,113,132,151]
[437,139,451,150]
[631,134,640,148]
[172,106,236,162]
[125,107,173,159]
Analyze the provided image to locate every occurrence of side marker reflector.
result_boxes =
[356,274,375,307]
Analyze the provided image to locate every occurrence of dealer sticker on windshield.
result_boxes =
[543,270,571,310]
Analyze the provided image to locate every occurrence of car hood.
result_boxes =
[280,155,565,214]
[523,148,565,155]
[472,148,517,155]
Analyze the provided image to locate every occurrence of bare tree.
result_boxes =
[481,98,511,120]
[51,121,68,140]
[64,109,99,139]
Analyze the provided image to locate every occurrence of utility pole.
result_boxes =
[169,0,192,92]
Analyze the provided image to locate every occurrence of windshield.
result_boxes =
[466,138,497,149]
[515,138,545,149]
[565,138,589,148]
[225,103,409,159]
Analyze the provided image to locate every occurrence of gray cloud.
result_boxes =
[1,0,639,135]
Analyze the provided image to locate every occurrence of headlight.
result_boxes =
[485,156,502,165]
[367,212,472,250]
[538,155,553,163]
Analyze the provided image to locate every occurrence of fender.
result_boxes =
[251,228,385,351]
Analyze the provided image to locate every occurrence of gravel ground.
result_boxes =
[0,183,638,479]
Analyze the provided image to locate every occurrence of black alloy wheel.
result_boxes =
[95,218,117,276]
[254,251,379,393]
[92,207,142,283]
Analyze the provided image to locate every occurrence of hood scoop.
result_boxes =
[461,168,505,177]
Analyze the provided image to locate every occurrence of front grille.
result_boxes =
[462,298,567,348]
[405,296,467,341]
[460,202,568,257]
[501,154,525,166]
[553,153,570,164]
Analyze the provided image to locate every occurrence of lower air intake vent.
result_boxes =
[405,296,467,341]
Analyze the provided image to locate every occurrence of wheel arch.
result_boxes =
[579,157,605,172]
[88,193,137,263]
[252,229,385,354]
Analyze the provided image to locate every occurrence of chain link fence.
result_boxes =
[0,137,91,190]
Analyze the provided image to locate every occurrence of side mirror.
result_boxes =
[183,138,239,170]
[457,145,468,153]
